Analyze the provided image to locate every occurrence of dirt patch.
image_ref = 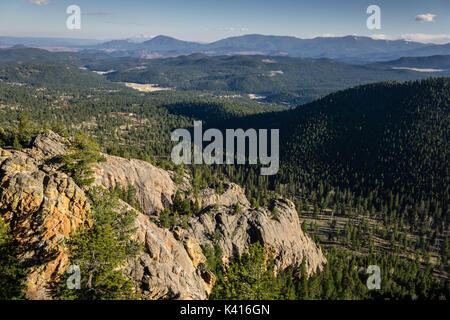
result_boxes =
[123,82,172,92]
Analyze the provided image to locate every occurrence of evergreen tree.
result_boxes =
[60,187,140,300]
[211,243,281,300]
[0,219,28,299]
[61,133,106,187]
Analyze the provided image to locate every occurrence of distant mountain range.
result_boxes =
[2,34,450,63]
[90,34,450,63]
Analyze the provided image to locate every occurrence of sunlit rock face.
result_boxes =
[0,132,326,300]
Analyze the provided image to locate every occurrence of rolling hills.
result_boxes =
[3,47,449,105]
[98,53,450,104]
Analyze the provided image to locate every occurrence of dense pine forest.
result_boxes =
[0,47,448,300]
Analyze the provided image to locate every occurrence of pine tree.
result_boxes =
[0,219,28,299]
[297,260,309,299]
[60,188,140,300]
[61,133,106,187]
[211,243,281,300]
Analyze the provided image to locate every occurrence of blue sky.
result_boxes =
[0,0,449,43]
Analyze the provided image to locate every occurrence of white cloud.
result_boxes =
[401,33,450,44]
[309,33,359,38]
[136,34,156,39]
[20,0,50,5]
[415,13,436,22]
[306,33,338,38]
[369,34,394,40]
[367,33,450,44]
[318,33,337,38]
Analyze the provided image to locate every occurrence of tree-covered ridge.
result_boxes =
[101,54,450,104]
[0,47,87,66]
[2,47,448,105]
[0,63,122,90]
[226,78,448,199]
[372,55,450,70]
[277,78,449,197]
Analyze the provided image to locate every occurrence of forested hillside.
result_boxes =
[0,62,282,165]
[0,63,121,90]
[0,48,448,300]
[0,47,86,66]
[196,79,449,297]
[101,54,449,104]
[373,55,450,70]
[2,47,448,105]
[230,78,448,202]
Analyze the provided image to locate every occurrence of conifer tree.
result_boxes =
[60,188,140,300]
[0,219,27,299]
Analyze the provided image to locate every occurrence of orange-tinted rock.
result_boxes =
[0,149,89,299]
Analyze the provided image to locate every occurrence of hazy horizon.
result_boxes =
[0,0,449,44]
[1,33,450,46]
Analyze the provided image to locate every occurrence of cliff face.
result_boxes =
[184,196,326,276]
[128,202,215,300]
[0,134,90,299]
[0,132,326,300]
[94,154,176,215]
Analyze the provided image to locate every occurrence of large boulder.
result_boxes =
[94,154,176,215]
[185,197,326,276]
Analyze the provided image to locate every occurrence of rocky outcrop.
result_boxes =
[94,154,176,215]
[0,135,213,300]
[125,204,214,300]
[0,145,90,299]
[184,195,326,276]
[0,132,326,300]
[92,152,326,283]
[195,183,251,209]
[29,131,68,158]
